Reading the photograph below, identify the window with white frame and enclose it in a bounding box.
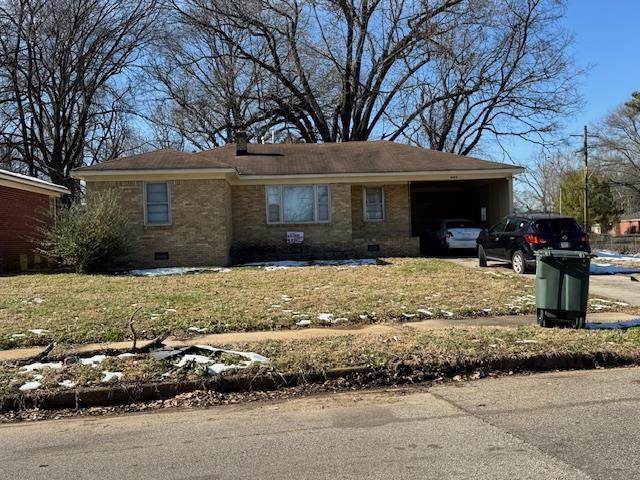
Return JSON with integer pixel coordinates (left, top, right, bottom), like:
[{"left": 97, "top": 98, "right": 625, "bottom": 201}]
[
  {"left": 266, "top": 185, "right": 330, "bottom": 224},
  {"left": 363, "top": 186, "right": 384, "bottom": 221},
  {"left": 145, "top": 182, "right": 171, "bottom": 225}
]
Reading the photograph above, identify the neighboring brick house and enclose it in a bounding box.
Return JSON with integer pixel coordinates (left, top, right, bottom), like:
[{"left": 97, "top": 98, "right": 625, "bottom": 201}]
[
  {"left": 0, "top": 169, "right": 70, "bottom": 272},
  {"left": 606, "top": 213, "right": 640, "bottom": 236},
  {"left": 72, "top": 139, "right": 523, "bottom": 267}
]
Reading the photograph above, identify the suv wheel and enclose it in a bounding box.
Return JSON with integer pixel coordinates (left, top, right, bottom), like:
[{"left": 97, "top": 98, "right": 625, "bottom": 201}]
[
  {"left": 478, "top": 245, "right": 487, "bottom": 267},
  {"left": 512, "top": 250, "right": 527, "bottom": 275}
]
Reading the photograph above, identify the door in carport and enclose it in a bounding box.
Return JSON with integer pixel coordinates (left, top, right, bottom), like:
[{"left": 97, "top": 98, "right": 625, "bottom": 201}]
[{"left": 483, "top": 218, "right": 507, "bottom": 258}]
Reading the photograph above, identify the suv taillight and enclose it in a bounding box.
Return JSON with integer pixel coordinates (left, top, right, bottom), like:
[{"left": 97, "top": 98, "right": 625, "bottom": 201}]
[
  {"left": 580, "top": 233, "right": 589, "bottom": 243},
  {"left": 524, "top": 234, "right": 548, "bottom": 245}
]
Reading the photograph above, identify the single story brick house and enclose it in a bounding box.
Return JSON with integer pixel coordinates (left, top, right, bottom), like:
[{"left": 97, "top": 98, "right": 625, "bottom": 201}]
[
  {"left": 72, "top": 139, "right": 523, "bottom": 267},
  {"left": 0, "top": 169, "right": 70, "bottom": 272}
]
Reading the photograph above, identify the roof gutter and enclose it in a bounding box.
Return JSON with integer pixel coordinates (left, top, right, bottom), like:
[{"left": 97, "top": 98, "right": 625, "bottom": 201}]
[
  {"left": 0, "top": 171, "right": 70, "bottom": 196},
  {"left": 71, "top": 166, "right": 524, "bottom": 184}
]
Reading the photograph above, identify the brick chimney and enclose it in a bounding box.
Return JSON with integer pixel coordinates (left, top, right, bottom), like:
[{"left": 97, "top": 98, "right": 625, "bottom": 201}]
[{"left": 236, "top": 130, "right": 247, "bottom": 155}]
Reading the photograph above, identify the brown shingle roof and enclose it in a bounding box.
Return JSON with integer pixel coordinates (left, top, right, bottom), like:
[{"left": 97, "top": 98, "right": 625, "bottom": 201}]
[
  {"left": 74, "top": 141, "right": 521, "bottom": 176},
  {"left": 73, "top": 148, "right": 231, "bottom": 172}
]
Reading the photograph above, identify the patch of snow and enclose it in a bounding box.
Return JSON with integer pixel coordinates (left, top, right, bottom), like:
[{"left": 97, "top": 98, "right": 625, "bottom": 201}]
[
  {"left": 117, "top": 353, "right": 136, "bottom": 359},
  {"left": 590, "top": 263, "right": 640, "bottom": 275},
  {"left": 175, "top": 354, "right": 213, "bottom": 367},
  {"left": 10, "top": 333, "right": 27, "bottom": 339},
  {"left": 32, "top": 374, "right": 44, "bottom": 381},
  {"left": 31, "top": 297, "right": 44, "bottom": 304},
  {"left": 482, "top": 308, "right": 493, "bottom": 313},
  {"left": 188, "top": 326, "right": 207, "bottom": 334},
  {"left": 206, "top": 363, "right": 238, "bottom": 375},
  {"left": 402, "top": 313, "right": 417, "bottom": 319},
  {"left": 296, "top": 319, "right": 311, "bottom": 327},
  {"left": 242, "top": 258, "right": 378, "bottom": 270},
  {"left": 79, "top": 355, "right": 108, "bottom": 367},
  {"left": 21, "top": 361, "right": 62, "bottom": 372},
  {"left": 19, "top": 381, "right": 42, "bottom": 392},
  {"left": 101, "top": 371, "right": 124, "bottom": 383},
  {"left": 317, "top": 313, "right": 334, "bottom": 324},
  {"left": 595, "top": 250, "right": 640, "bottom": 261},
  {"left": 58, "top": 380, "right": 76, "bottom": 389},
  {"left": 417, "top": 309, "right": 433, "bottom": 316},
  {"left": 515, "top": 339, "right": 538, "bottom": 344},
  {"left": 440, "top": 310, "right": 454, "bottom": 317},
  {"left": 128, "top": 266, "right": 229, "bottom": 277},
  {"left": 28, "top": 329, "right": 49, "bottom": 336},
  {"left": 314, "top": 259, "right": 378, "bottom": 267},
  {"left": 165, "top": 308, "right": 177, "bottom": 314}
]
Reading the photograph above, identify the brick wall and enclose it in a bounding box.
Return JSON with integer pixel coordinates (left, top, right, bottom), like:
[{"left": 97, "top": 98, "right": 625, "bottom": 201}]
[
  {"left": 0, "top": 185, "right": 52, "bottom": 271},
  {"left": 350, "top": 183, "right": 418, "bottom": 257},
  {"left": 230, "top": 182, "right": 418, "bottom": 262},
  {"left": 89, "top": 179, "right": 420, "bottom": 266},
  {"left": 230, "top": 183, "right": 354, "bottom": 262},
  {"left": 89, "top": 179, "right": 232, "bottom": 268}
]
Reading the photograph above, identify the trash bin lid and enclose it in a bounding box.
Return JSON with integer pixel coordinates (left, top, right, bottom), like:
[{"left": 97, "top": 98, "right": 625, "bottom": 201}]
[{"left": 534, "top": 249, "right": 593, "bottom": 259}]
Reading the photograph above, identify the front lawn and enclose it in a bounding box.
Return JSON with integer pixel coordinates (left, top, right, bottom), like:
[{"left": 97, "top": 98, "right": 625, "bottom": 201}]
[{"left": 0, "top": 257, "right": 616, "bottom": 348}]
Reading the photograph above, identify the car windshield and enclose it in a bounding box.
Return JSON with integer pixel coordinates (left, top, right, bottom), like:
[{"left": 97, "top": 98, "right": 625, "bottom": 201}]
[
  {"left": 533, "top": 218, "right": 581, "bottom": 234},
  {"left": 446, "top": 220, "right": 478, "bottom": 229}
]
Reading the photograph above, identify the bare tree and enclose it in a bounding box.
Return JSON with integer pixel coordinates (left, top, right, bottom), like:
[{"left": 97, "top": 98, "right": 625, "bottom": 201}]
[
  {"left": 146, "top": 6, "right": 269, "bottom": 149},
  {"left": 593, "top": 92, "right": 640, "bottom": 213},
  {"left": 515, "top": 149, "right": 579, "bottom": 213},
  {"left": 401, "top": 0, "right": 581, "bottom": 154},
  {"left": 165, "top": 0, "right": 578, "bottom": 150},
  {"left": 0, "top": 0, "right": 162, "bottom": 197},
  {"left": 170, "top": 0, "right": 474, "bottom": 143}
]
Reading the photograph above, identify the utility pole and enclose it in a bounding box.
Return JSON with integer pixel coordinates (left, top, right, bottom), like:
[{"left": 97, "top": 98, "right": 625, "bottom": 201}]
[{"left": 583, "top": 125, "right": 589, "bottom": 231}]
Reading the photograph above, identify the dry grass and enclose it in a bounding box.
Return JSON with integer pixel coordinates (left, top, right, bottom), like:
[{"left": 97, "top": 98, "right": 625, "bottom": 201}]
[{"left": 0, "top": 257, "right": 618, "bottom": 349}]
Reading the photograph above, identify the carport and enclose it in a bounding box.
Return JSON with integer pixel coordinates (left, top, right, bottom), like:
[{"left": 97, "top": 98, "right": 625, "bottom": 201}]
[{"left": 411, "top": 177, "right": 513, "bottom": 254}]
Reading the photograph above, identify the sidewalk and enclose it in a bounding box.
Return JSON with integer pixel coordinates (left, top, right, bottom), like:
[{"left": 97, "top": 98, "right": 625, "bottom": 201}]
[{"left": 1, "top": 312, "right": 637, "bottom": 363}]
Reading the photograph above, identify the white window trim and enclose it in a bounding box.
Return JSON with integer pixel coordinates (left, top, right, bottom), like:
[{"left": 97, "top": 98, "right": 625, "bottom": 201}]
[
  {"left": 265, "top": 184, "right": 331, "bottom": 225},
  {"left": 363, "top": 186, "right": 385, "bottom": 222},
  {"left": 144, "top": 181, "right": 172, "bottom": 226}
]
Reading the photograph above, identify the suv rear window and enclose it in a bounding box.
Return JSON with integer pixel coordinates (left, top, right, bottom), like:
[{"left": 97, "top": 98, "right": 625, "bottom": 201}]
[
  {"left": 446, "top": 220, "right": 478, "bottom": 229},
  {"left": 533, "top": 218, "right": 581, "bottom": 234}
]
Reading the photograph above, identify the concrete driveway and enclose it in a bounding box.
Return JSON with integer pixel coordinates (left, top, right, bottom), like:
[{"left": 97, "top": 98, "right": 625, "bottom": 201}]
[{"left": 445, "top": 256, "right": 640, "bottom": 307}]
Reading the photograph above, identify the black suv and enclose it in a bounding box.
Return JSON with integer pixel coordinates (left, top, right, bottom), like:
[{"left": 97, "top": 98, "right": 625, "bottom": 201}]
[{"left": 476, "top": 214, "right": 590, "bottom": 274}]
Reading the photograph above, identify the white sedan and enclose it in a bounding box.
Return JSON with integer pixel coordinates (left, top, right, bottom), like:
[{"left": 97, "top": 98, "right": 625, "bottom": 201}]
[{"left": 428, "top": 218, "right": 483, "bottom": 251}]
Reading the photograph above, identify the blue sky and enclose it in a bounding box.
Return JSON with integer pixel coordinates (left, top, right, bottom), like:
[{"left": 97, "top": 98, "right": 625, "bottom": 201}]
[{"left": 509, "top": 0, "right": 640, "bottom": 163}]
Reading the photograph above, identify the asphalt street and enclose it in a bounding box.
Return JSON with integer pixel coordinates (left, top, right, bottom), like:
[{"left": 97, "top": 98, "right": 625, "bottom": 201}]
[{"left": 2, "top": 367, "right": 640, "bottom": 479}]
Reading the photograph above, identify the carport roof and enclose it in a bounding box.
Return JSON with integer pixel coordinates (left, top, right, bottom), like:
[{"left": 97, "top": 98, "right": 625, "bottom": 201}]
[{"left": 73, "top": 141, "right": 523, "bottom": 177}]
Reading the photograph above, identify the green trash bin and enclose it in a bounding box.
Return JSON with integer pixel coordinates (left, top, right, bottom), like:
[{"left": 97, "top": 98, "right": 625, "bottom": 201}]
[{"left": 535, "top": 249, "right": 592, "bottom": 328}]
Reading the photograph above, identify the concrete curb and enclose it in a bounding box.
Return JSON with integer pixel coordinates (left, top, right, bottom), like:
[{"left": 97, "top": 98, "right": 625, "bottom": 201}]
[{"left": 2, "top": 351, "right": 639, "bottom": 413}]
